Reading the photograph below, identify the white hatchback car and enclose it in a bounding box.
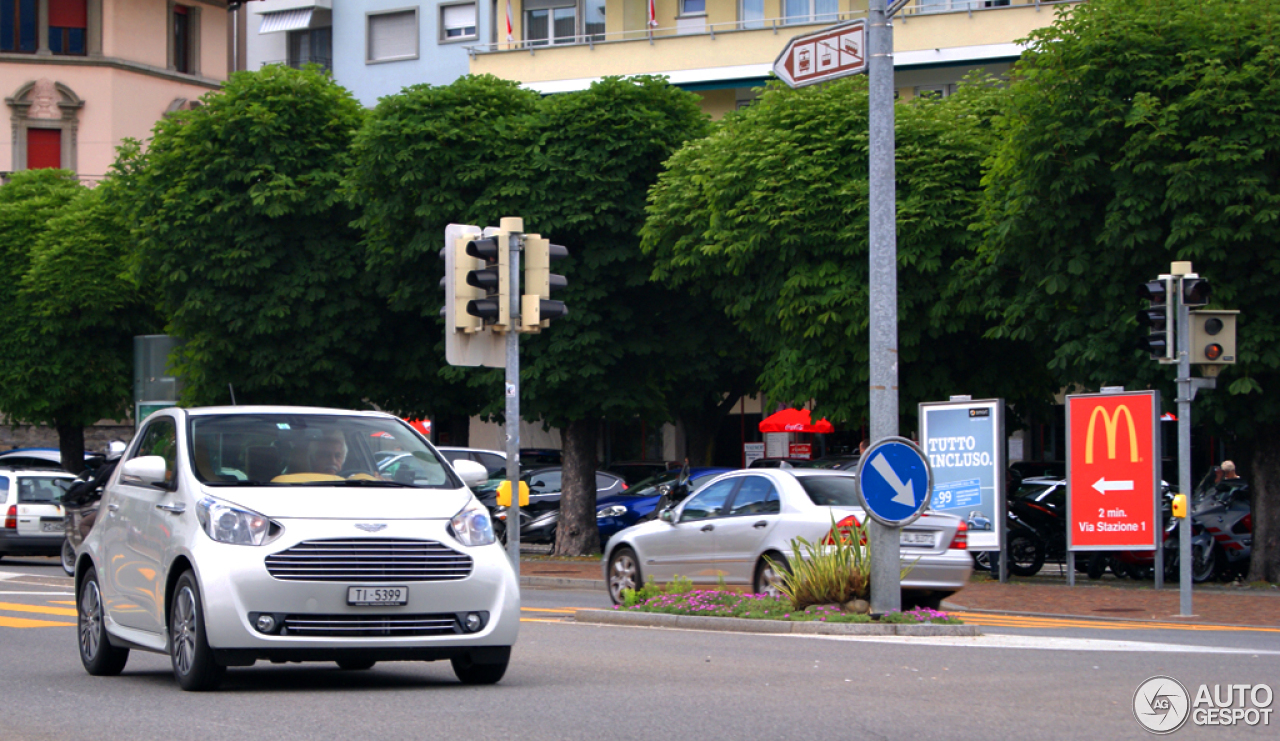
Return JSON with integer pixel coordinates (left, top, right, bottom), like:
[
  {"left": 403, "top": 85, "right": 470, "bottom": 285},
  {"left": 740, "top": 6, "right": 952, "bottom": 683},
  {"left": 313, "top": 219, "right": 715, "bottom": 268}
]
[
  {"left": 75, "top": 406, "right": 518, "bottom": 691},
  {"left": 602, "top": 469, "right": 973, "bottom": 608},
  {"left": 0, "top": 467, "right": 75, "bottom": 559}
]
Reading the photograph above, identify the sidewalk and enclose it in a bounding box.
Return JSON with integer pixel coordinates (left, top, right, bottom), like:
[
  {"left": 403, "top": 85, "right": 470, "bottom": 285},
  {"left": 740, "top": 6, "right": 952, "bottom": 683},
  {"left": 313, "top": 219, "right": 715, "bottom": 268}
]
[{"left": 518, "top": 557, "right": 1280, "bottom": 628}]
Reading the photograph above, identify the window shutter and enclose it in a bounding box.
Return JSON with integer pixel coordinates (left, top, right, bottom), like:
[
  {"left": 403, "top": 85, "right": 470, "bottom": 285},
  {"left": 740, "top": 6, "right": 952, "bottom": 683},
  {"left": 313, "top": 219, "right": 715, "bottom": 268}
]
[
  {"left": 49, "top": 0, "right": 87, "bottom": 28},
  {"left": 442, "top": 4, "right": 475, "bottom": 30},
  {"left": 27, "top": 129, "right": 62, "bottom": 170},
  {"left": 368, "top": 11, "right": 417, "bottom": 60}
]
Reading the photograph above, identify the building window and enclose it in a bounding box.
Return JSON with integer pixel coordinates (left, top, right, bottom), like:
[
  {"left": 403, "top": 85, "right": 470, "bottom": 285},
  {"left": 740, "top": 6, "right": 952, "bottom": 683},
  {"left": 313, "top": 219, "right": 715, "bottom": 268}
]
[
  {"left": 439, "top": 2, "right": 477, "bottom": 42},
  {"left": 48, "top": 0, "right": 87, "bottom": 55},
  {"left": 27, "top": 129, "right": 62, "bottom": 169},
  {"left": 172, "top": 5, "right": 191, "bottom": 73},
  {"left": 681, "top": 0, "right": 705, "bottom": 14},
  {"left": 782, "top": 0, "right": 838, "bottom": 25},
  {"left": 1, "top": 0, "right": 38, "bottom": 53},
  {"left": 583, "top": 0, "right": 604, "bottom": 40},
  {"left": 525, "top": 2, "right": 574, "bottom": 46},
  {"left": 288, "top": 26, "right": 332, "bottom": 69},
  {"left": 367, "top": 9, "right": 418, "bottom": 62},
  {"left": 7, "top": 79, "right": 83, "bottom": 174},
  {"left": 739, "top": 0, "right": 763, "bottom": 29}
]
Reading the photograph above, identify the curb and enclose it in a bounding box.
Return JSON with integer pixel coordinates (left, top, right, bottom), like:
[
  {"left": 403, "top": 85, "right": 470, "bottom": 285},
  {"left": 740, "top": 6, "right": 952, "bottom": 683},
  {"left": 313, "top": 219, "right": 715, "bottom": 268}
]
[{"left": 573, "top": 609, "right": 982, "bottom": 637}]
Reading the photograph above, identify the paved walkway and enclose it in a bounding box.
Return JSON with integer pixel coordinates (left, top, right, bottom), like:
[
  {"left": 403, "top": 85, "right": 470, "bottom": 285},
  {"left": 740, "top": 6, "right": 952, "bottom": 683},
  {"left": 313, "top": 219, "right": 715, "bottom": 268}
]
[{"left": 518, "top": 558, "right": 1280, "bottom": 628}]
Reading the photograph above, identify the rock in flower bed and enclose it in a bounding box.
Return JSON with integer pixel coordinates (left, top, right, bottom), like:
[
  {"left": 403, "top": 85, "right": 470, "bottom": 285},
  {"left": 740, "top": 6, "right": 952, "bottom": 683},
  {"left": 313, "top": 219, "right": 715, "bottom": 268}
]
[{"left": 616, "top": 587, "right": 962, "bottom": 625}]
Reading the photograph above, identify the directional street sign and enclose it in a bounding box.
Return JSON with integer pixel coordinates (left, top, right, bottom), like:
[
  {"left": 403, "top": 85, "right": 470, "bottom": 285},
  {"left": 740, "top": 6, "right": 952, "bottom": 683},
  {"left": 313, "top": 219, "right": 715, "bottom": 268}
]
[
  {"left": 855, "top": 437, "right": 933, "bottom": 526},
  {"left": 1066, "top": 390, "right": 1160, "bottom": 551},
  {"left": 772, "top": 19, "right": 867, "bottom": 89}
]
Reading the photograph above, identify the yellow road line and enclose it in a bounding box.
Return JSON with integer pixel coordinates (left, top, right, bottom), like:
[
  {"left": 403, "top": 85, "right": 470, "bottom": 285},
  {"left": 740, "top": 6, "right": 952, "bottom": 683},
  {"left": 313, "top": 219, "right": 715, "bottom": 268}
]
[
  {"left": 51, "top": 601, "right": 75, "bottom": 606},
  {"left": 520, "top": 617, "right": 568, "bottom": 624},
  {"left": 0, "top": 601, "right": 77, "bottom": 617},
  {"left": 0, "top": 615, "right": 75, "bottom": 628},
  {"left": 950, "top": 612, "right": 1280, "bottom": 633},
  {"left": 521, "top": 607, "right": 580, "bottom": 614}
]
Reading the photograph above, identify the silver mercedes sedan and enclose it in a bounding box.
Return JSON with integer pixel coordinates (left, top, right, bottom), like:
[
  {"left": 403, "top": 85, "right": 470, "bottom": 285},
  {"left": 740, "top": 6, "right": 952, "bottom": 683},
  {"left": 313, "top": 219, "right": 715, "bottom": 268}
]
[
  {"left": 602, "top": 468, "right": 972, "bottom": 608},
  {"left": 74, "top": 406, "right": 518, "bottom": 691}
]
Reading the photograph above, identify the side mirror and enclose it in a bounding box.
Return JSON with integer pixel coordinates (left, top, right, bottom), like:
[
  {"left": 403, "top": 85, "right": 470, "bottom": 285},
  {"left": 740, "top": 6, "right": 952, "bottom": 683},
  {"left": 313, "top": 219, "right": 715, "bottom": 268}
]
[
  {"left": 120, "top": 456, "right": 170, "bottom": 490},
  {"left": 659, "top": 509, "right": 675, "bottom": 524},
  {"left": 452, "top": 459, "right": 489, "bottom": 489}
]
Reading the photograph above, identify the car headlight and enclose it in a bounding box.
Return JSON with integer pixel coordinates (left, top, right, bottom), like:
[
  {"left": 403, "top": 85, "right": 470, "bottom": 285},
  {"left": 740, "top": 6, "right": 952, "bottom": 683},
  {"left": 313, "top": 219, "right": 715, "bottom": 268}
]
[
  {"left": 451, "top": 500, "right": 496, "bottom": 547},
  {"left": 597, "top": 505, "right": 627, "bottom": 519},
  {"left": 196, "top": 496, "right": 280, "bottom": 546}
]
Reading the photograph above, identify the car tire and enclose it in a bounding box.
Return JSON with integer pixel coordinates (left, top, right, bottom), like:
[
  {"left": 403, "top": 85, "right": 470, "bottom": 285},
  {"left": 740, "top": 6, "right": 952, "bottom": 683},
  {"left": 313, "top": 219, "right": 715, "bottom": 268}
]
[
  {"left": 607, "top": 547, "right": 641, "bottom": 605},
  {"left": 971, "top": 551, "right": 991, "bottom": 572},
  {"left": 1005, "top": 533, "right": 1045, "bottom": 577},
  {"left": 1086, "top": 553, "right": 1108, "bottom": 580},
  {"left": 903, "top": 591, "right": 946, "bottom": 611},
  {"left": 335, "top": 659, "right": 377, "bottom": 671},
  {"left": 61, "top": 538, "right": 77, "bottom": 576},
  {"left": 78, "top": 567, "right": 129, "bottom": 676},
  {"left": 169, "top": 570, "right": 225, "bottom": 692},
  {"left": 451, "top": 648, "right": 510, "bottom": 685},
  {"left": 753, "top": 552, "right": 789, "bottom": 598}
]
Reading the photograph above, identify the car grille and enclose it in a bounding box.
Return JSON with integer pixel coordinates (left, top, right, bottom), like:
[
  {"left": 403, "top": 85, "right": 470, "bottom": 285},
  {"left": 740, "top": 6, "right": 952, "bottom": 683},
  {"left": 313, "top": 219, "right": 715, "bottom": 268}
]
[
  {"left": 264, "top": 538, "right": 473, "bottom": 582},
  {"left": 282, "top": 613, "right": 460, "bottom": 637}
]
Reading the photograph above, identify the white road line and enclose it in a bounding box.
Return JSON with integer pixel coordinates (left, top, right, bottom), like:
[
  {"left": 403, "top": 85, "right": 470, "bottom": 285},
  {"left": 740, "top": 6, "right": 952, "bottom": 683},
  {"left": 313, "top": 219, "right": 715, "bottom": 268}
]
[
  {"left": 792, "top": 633, "right": 1280, "bottom": 655},
  {"left": 0, "top": 591, "right": 76, "bottom": 596}
]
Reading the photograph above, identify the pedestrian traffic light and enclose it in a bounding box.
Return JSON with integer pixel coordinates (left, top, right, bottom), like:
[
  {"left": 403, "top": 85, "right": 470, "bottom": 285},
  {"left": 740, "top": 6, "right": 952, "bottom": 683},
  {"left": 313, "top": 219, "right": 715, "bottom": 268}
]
[
  {"left": 465, "top": 233, "right": 510, "bottom": 329},
  {"left": 441, "top": 224, "right": 505, "bottom": 368},
  {"left": 1137, "top": 278, "right": 1173, "bottom": 362},
  {"left": 1188, "top": 310, "right": 1238, "bottom": 365},
  {"left": 1181, "top": 277, "right": 1212, "bottom": 307},
  {"left": 520, "top": 235, "right": 569, "bottom": 332}
]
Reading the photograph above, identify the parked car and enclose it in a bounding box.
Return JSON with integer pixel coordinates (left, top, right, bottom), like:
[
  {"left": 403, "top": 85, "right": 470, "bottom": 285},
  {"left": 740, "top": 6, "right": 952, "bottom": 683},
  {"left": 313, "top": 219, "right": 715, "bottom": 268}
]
[
  {"left": 75, "top": 406, "right": 517, "bottom": 691},
  {"left": 0, "top": 467, "right": 75, "bottom": 561},
  {"left": 518, "top": 448, "right": 562, "bottom": 467},
  {"left": 596, "top": 467, "right": 733, "bottom": 544},
  {"left": 437, "top": 447, "right": 508, "bottom": 478},
  {"left": 0, "top": 447, "right": 95, "bottom": 471},
  {"left": 601, "top": 469, "right": 972, "bottom": 609},
  {"left": 476, "top": 467, "right": 627, "bottom": 544},
  {"left": 747, "top": 457, "right": 828, "bottom": 469},
  {"left": 605, "top": 460, "right": 676, "bottom": 486}
]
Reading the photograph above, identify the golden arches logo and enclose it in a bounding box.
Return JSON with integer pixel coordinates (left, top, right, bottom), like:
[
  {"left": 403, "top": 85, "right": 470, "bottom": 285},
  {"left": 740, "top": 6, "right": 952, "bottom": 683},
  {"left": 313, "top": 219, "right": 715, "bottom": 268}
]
[{"left": 1085, "top": 405, "right": 1139, "bottom": 464}]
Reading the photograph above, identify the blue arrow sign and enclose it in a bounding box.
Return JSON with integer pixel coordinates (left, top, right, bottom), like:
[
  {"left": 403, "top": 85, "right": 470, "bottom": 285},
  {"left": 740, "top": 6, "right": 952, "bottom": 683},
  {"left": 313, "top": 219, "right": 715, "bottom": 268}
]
[{"left": 856, "top": 438, "right": 933, "bottom": 526}]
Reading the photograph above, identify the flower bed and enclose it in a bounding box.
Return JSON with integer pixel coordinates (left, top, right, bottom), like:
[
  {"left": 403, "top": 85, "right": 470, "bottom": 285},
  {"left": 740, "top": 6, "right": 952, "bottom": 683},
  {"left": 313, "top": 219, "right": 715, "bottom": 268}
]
[{"left": 616, "top": 586, "right": 961, "bottom": 625}]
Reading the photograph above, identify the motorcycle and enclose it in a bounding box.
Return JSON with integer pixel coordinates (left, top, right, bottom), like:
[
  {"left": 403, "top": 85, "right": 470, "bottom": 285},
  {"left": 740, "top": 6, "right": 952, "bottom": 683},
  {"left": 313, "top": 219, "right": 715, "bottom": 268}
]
[
  {"left": 1193, "top": 474, "right": 1252, "bottom": 582},
  {"left": 57, "top": 441, "right": 126, "bottom": 576}
]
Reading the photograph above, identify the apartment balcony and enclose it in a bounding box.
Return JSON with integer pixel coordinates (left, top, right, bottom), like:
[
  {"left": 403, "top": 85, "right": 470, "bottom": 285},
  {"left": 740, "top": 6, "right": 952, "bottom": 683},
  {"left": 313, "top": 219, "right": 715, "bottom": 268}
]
[{"left": 468, "top": 0, "right": 1077, "bottom": 92}]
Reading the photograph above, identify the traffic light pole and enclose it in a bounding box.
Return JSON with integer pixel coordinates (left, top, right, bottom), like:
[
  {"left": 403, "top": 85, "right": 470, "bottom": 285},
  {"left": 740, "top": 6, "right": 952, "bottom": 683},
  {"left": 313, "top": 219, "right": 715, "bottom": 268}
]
[
  {"left": 867, "top": 0, "right": 901, "bottom": 615},
  {"left": 1175, "top": 273, "right": 1194, "bottom": 616},
  {"left": 503, "top": 218, "right": 523, "bottom": 575}
]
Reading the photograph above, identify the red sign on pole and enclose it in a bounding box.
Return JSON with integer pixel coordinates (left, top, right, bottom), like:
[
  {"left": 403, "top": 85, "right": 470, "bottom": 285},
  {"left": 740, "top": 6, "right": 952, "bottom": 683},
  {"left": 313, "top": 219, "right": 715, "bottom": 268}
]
[
  {"left": 772, "top": 20, "right": 867, "bottom": 89},
  {"left": 1066, "top": 391, "right": 1160, "bottom": 550},
  {"left": 788, "top": 443, "right": 812, "bottom": 460}
]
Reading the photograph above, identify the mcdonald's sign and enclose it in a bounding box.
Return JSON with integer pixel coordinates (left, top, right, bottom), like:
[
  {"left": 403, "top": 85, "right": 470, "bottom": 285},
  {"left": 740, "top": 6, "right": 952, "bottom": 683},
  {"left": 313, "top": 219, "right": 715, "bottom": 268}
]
[{"left": 1066, "top": 391, "right": 1160, "bottom": 551}]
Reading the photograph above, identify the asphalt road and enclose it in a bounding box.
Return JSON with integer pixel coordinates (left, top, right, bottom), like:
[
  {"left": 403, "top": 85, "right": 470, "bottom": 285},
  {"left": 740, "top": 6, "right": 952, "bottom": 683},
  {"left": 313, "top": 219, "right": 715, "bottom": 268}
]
[{"left": 2, "top": 557, "right": 1277, "bottom": 740}]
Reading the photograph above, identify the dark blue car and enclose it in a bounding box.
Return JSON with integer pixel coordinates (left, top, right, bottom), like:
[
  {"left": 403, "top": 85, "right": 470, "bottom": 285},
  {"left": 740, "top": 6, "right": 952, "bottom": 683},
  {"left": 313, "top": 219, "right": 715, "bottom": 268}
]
[{"left": 595, "top": 467, "right": 733, "bottom": 544}]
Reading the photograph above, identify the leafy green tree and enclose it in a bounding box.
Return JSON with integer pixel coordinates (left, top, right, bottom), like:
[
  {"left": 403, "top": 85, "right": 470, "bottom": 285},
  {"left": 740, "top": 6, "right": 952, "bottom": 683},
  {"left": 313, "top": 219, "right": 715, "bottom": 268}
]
[
  {"left": 971, "top": 0, "right": 1280, "bottom": 580},
  {"left": 131, "top": 65, "right": 377, "bottom": 408},
  {"left": 642, "top": 75, "right": 1055, "bottom": 433},
  {"left": 0, "top": 171, "right": 155, "bottom": 470}
]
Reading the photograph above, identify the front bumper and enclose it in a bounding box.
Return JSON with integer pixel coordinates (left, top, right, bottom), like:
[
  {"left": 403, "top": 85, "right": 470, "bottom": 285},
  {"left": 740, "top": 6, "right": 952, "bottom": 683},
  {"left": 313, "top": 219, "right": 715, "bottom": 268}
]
[
  {"left": 188, "top": 519, "right": 520, "bottom": 659},
  {"left": 0, "top": 530, "right": 63, "bottom": 556}
]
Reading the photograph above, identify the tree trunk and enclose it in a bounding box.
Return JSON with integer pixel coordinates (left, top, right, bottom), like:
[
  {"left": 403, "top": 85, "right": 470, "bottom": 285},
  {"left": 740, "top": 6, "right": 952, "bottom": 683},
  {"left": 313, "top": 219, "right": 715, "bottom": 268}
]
[
  {"left": 553, "top": 418, "right": 600, "bottom": 556},
  {"left": 1247, "top": 424, "right": 1280, "bottom": 583},
  {"left": 57, "top": 421, "right": 86, "bottom": 475}
]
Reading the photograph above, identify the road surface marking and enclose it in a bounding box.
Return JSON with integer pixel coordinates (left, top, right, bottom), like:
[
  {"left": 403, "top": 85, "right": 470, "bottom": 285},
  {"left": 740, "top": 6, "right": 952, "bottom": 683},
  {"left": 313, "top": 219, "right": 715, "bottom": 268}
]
[
  {"left": 0, "top": 615, "right": 75, "bottom": 628},
  {"left": 0, "top": 601, "right": 77, "bottom": 617},
  {"left": 950, "top": 611, "right": 1280, "bottom": 633}
]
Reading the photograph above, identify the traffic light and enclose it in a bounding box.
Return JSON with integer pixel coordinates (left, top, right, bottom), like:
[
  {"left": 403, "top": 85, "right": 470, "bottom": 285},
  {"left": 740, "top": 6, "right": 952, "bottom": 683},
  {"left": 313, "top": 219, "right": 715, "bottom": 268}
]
[
  {"left": 1181, "top": 277, "right": 1212, "bottom": 307},
  {"left": 440, "top": 224, "right": 504, "bottom": 368},
  {"left": 520, "top": 235, "right": 569, "bottom": 332},
  {"left": 465, "top": 233, "right": 510, "bottom": 329},
  {"left": 1188, "top": 310, "right": 1238, "bottom": 365},
  {"left": 1137, "top": 278, "right": 1173, "bottom": 362}
]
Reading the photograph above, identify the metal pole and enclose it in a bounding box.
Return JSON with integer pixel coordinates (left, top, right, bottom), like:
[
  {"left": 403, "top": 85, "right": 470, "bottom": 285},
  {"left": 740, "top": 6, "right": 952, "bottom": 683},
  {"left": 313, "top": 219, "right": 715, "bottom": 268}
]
[
  {"left": 1176, "top": 273, "right": 1193, "bottom": 616},
  {"left": 503, "top": 218, "right": 523, "bottom": 576},
  {"left": 868, "top": 0, "right": 900, "bottom": 615}
]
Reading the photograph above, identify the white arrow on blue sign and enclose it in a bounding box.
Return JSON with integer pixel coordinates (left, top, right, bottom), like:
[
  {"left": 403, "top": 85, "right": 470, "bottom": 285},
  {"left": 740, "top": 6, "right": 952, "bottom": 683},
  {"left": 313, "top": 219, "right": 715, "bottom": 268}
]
[{"left": 855, "top": 437, "right": 933, "bottom": 526}]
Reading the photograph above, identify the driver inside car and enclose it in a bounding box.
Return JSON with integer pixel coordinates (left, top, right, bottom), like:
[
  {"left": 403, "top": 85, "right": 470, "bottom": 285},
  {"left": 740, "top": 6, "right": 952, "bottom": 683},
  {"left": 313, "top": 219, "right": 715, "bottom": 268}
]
[{"left": 310, "top": 432, "right": 348, "bottom": 476}]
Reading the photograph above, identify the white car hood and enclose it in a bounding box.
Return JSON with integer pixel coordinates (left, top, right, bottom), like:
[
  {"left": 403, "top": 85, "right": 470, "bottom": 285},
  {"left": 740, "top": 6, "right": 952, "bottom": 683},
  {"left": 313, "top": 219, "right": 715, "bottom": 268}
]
[{"left": 201, "top": 486, "right": 474, "bottom": 520}]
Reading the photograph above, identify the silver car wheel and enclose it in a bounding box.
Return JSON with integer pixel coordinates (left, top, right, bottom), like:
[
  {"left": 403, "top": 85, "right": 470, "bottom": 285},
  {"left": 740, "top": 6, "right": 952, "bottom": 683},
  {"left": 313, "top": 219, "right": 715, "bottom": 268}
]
[
  {"left": 79, "top": 579, "right": 102, "bottom": 660},
  {"left": 757, "top": 562, "right": 784, "bottom": 599},
  {"left": 172, "top": 585, "right": 197, "bottom": 676},
  {"left": 608, "top": 550, "right": 638, "bottom": 604},
  {"left": 61, "top": 538, "right": 76, "bottom": 576}
]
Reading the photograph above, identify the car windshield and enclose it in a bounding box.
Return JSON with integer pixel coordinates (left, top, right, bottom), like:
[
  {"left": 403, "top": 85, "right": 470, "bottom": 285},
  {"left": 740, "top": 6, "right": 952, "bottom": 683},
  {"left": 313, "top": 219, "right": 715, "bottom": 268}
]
[
  {"left": 796, "top": 476, "right": 861, "bottom": 506},
  {"left": 17, "top": 476, "right": 69, "bottom": 503},
  {"left": 617, "top": 470, "right": 681, "bottom": 497},
  {"left": 189, "top": 413, "right": 458, "bottom": 488}
]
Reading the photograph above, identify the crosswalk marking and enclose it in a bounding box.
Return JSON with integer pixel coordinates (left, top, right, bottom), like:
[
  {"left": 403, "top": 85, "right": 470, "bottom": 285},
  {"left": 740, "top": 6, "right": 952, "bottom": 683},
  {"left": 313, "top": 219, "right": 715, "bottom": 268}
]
[{"left": 0, "top": 601, "right": 77, "bottom": 617}]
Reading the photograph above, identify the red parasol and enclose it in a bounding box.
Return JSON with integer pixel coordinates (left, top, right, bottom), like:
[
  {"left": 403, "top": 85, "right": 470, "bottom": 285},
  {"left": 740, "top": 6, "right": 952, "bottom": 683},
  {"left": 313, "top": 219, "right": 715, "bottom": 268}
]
[{"left": 758, "top": 408, "right": 835, "bottom": 434}]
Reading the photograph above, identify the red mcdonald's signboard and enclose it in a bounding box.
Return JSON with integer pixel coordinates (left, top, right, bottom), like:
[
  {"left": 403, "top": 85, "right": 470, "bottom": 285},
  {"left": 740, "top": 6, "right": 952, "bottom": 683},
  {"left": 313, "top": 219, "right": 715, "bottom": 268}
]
[{"left": 1066, "top": 390, "right": 1160, "bottom": 551}]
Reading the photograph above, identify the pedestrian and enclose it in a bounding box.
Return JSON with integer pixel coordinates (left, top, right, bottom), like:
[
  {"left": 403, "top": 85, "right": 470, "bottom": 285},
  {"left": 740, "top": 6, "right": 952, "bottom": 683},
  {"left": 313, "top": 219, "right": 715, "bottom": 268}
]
[{"left": 1220, "top": 460, "right": 1240, "bottom": 480}]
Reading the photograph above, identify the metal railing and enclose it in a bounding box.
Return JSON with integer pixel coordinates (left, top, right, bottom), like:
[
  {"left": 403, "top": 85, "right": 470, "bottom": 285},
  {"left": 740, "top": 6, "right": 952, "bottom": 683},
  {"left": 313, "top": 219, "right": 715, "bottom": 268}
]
[{"left": 468, "top": 0, "right": 1070, "bottom": 55}]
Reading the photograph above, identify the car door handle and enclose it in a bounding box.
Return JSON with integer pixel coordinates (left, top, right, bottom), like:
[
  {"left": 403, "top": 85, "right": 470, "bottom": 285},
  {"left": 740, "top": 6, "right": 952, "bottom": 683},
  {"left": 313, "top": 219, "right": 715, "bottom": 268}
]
[
  {"left": 753, "top": 520, "right": 768, "bottom": 529},
  {"left": 107, "top": 502, "right": 120, "bottom": 512},
  {"left": 701, "top": 524, "right": 715, "bottom": 532},
  {"left": 155, "top": 503, "right": 186, "bottom": 515}
]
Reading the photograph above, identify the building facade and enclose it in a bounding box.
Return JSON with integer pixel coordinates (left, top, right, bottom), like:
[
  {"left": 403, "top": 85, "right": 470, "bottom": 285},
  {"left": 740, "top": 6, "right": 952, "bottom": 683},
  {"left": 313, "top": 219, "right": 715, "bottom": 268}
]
[{"left": 1, "top": 0, "right": 228, "bottom": 181}]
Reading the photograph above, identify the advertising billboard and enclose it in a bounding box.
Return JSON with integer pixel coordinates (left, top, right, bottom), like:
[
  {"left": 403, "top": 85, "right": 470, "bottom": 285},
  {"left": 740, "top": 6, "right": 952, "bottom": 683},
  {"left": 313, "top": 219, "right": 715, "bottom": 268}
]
[
  {"left": 1066, "top": 391, "right": 1160, "bottom": 551},
  {"left": 918, "top": 399, "right": 1005, "bottom": 550}
]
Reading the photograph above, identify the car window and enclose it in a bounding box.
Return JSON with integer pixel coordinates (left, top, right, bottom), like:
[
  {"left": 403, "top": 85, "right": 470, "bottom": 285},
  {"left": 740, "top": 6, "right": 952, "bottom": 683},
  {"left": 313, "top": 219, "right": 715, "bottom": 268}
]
[
  {"left": 17, "top": 476, "right": 67, "bottom": 504},
  {"left": 728, "top": 476, "right": 780, "bottom": 516},
  {"left": 679, "top": 479, "right": 736, "bottom": 521},
  {"left": 0, "top": 475, "right": 8, "bottom": 503},
  {"left": 529, "top": 470, "right": 561, "bottom": 493},
  {"left": 796, "top": 476, "right": 861, "bottom": 506},
  {"left": 475, "top": 453, "right": 506, "bottom": 476},
  {"left": 133, "top": 417, "right": 178, "bottom": 485},
  {"left": 595, "top": 473, "right": 619, "bottom": 489},
  {"left": 440, "top": 450, "right": 468, "bottom": 463}
]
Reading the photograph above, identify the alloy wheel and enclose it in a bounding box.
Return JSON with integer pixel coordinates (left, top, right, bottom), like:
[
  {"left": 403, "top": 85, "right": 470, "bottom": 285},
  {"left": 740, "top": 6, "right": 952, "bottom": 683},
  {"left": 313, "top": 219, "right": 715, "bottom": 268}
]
[
  {"left": 172, "top": 586, "right": 197, "bottom": 676},
  {"left": 608, "top": 551, "right": 638, "bottom": 603},
  {"left": 79, "top": 579, "right": 102, "bottom": 660}
]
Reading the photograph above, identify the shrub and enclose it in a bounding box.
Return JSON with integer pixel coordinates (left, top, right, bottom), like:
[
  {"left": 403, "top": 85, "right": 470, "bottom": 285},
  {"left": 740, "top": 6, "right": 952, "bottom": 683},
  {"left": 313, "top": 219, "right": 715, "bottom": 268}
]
[{"left": 772, "top": 514, "right": 871, "bottom": 610}]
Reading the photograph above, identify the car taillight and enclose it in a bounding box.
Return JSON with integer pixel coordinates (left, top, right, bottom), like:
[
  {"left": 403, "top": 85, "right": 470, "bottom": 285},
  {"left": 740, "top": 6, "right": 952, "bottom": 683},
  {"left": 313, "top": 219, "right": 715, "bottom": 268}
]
[
  {"left": 822, "top": 515, "right": 865, "bottom": 546},
  {"left": 1026, "top": 503, "right": 1054, "bottom": 516},
  {"left": 949, "top": 520, "right": 968, "bottom": 549},
  {"left": 621, "top": 482, "right": 628, "bottom": 490},
  {"left": 4, "top": 505, "right": 15, "bottom": 530}
]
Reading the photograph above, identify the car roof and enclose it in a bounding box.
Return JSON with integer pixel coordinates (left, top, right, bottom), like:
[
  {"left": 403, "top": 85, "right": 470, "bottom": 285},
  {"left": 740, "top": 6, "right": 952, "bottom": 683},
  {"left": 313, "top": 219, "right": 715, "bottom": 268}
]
[
  {"left": 0, "top": 468, "right": 74, "bottom": 477},
  {"left": 181, "top": 405, "right": 398, "bottom": 418},
  {"left": 438, "top": 447, "right": 506, "bottom": 456}
]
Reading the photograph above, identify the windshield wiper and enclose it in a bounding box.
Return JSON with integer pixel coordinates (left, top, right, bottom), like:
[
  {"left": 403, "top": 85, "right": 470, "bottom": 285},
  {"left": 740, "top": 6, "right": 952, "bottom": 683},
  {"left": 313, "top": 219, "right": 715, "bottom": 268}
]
[{"left": 313, "top": 479, "right": 418, "bottom": 488}]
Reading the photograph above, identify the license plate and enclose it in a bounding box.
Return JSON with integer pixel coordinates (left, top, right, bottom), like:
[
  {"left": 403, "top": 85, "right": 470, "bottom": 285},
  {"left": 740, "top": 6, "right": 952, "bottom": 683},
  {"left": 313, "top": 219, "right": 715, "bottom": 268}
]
[
  {"left": 41, "top": 520, "right": 64, "bottom": 533},
  {"left": 347, "top": 586, "right": 408, "bottom": 606},
  {"left": 900, "top": 531, "right": 934, "bottom": 547}
]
